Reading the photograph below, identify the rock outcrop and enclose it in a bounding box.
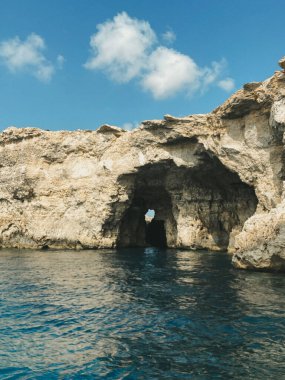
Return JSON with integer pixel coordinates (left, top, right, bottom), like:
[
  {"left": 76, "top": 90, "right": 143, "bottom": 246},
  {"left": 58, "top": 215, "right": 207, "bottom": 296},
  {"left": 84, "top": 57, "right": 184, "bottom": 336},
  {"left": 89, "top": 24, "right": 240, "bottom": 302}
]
[{"left": 0, "top": 62, "right": 285, "bottom": 271}]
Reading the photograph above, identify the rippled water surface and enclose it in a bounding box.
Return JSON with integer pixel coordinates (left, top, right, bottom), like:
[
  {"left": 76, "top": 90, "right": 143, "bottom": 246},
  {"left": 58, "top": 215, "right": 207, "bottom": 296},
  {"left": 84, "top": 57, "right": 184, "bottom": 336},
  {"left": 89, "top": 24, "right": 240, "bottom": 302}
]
[{"left": 0, "top": 248, "right": 284, "bottom": 379}]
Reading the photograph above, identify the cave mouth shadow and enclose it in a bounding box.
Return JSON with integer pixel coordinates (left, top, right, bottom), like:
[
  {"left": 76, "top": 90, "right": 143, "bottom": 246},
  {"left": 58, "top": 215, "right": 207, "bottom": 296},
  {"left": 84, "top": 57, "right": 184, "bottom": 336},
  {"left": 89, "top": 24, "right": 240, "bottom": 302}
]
[
  {"left": 144, "top": 209, "right": 167, "bottom": 248},
  {"left": 117, "top": 186, "right": 176, "bottom": 249},
  {"left": 146, "top": 219, "right": 167, "bottom": 248},
  {"left": 115, "top": 153, "right": 258, "bottom": 251}
]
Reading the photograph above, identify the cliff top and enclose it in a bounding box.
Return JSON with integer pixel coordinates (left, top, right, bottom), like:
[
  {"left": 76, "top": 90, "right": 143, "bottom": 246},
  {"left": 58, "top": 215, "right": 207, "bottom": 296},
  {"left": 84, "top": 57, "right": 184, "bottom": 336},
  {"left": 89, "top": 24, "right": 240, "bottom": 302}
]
[{"left": 1, "top": 61, "right": 285, "bottom": 143}]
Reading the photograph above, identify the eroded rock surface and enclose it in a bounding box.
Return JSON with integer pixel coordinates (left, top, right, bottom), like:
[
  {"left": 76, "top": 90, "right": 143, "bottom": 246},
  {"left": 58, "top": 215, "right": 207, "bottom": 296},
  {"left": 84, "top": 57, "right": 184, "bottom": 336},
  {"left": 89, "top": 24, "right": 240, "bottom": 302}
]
[{"left": 1, "top": 66, "right": 285, "bottom": 271}]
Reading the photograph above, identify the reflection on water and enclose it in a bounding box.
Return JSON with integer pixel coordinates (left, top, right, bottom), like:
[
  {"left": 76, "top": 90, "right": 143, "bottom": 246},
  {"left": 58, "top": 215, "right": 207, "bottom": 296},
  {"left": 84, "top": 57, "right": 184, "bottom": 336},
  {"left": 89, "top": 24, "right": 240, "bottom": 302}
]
[{"left": 0, "top": 248, "right": 284, "bottom": 379}]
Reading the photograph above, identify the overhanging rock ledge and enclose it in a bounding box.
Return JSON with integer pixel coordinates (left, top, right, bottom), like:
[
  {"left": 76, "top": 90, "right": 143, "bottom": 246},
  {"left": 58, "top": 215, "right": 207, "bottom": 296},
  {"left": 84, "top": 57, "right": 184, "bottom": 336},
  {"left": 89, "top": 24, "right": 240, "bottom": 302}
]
[{"left": 1, "top": 64, "right": 285, "bottom": 271}]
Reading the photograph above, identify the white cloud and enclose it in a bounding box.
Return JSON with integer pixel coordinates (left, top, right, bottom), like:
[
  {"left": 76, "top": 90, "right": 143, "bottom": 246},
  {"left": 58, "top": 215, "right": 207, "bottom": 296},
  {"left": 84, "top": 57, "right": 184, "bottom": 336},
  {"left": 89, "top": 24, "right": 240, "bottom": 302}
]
[
  {"left": 202, "top": 59, "right": 227, "bottom": 88},
  {"left": 84, "top": 12, "right": 156, "bottom": 83},
  {"left": 218, "top": 77, "right": 235, "bottom": 92},
  {"left": 162, "top": 29, "right": 176, "bottom": 44},
  {"left": 85, "top": 12, "right": 235, "bottom": 99},
  {"left": 0, "top": 33, "right": 59, "bottom": 82},
  {"left": 142, "top": 47, "right": 201, "bottom": 99},
  {"left": 122, "top": 122, "right": 139, "bottom": 131}
]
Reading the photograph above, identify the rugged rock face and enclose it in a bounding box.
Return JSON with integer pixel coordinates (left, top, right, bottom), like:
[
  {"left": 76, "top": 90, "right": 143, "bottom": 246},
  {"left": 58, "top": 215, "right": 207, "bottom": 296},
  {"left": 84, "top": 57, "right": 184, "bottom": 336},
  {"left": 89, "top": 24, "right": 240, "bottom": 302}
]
[{"left": 0, "top": 65, "right": 285, "bottom": 271}]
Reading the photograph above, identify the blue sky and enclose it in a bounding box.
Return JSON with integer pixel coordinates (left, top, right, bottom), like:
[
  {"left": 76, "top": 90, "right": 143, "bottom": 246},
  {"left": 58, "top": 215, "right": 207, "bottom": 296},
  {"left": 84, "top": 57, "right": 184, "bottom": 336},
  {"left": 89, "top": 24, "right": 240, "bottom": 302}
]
[{"left": 0, "top": 0, "right": 284, "bottom": 131}]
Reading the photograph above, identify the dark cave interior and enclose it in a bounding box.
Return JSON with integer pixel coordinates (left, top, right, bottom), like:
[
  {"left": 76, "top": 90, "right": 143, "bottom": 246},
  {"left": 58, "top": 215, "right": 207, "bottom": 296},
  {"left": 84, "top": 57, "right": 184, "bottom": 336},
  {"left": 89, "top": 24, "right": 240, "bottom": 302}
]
[{"left": 115, "top": 151, "right": 258, "bottom": 250}]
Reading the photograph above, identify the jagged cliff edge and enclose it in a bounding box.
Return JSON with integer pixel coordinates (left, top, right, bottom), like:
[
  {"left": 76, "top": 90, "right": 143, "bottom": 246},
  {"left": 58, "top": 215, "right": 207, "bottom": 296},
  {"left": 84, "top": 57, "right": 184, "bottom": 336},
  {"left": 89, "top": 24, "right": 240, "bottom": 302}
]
[{"left": 1, "top": 59, "right": 285, "bottom": 271}]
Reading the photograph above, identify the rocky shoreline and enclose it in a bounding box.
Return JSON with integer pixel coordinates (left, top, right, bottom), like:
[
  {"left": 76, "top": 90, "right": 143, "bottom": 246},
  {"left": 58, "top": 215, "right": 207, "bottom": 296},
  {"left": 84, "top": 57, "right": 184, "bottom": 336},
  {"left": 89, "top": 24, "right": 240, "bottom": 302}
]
[{"left": 0, "top": 59, "right": 285, "bottom": 271}]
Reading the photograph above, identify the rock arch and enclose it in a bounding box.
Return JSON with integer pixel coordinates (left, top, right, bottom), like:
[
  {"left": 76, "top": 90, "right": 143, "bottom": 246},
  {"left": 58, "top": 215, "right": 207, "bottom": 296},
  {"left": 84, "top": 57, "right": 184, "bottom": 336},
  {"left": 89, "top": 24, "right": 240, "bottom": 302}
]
[{"left": 114, "top": 150, "right": 258, "bottom": 251}]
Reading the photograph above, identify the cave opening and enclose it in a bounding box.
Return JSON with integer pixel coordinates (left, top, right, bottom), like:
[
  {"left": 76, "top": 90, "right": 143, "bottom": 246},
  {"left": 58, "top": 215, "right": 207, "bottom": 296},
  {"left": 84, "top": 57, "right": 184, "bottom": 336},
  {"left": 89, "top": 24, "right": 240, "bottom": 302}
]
[
  {"left": 114, "top": 150, "right": 258, "bottom": 251},
  {"left": 117, "top": 185, "right": 175, "bottom": 249},
  {"left": 116, "top": 162, "right": 177, "bottom": 248},
  {"left": 146, "top": 219, "right": 167, "bottom": 247},
  {"left": 145, "top": 209, "right": 155, "bottom": 222},
  {"left": 144, "top": 209, "right": 167, "bottom": 248}
]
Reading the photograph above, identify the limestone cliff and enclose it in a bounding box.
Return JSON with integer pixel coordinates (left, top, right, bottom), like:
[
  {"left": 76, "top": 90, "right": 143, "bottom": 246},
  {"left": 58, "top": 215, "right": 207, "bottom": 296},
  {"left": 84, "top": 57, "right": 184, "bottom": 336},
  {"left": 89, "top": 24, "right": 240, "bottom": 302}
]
[{"left": 1, "top": 62, "right": 285, "bottom": 271}]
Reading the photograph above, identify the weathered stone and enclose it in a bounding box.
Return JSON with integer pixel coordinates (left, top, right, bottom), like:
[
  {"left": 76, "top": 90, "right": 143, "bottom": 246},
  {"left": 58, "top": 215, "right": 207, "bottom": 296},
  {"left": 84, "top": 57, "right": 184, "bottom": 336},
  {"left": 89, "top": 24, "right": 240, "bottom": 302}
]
[
  {"left": 278, "top": 56, "right": 285, "bottom": 70},
  {"left": 0, "top": 67, "right": 285, "bottom": 271},
  {"left": 243, "top": 82, "right": 262, "bottom": 91},
  {"left": 97, "top": 124, "right": 126, "bottom": 137}
]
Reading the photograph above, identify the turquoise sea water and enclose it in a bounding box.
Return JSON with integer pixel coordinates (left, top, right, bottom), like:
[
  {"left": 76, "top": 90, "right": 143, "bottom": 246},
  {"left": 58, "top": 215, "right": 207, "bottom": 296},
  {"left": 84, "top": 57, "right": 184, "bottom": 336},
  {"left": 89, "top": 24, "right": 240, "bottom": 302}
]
[{"left": 0, "top": 248, "right": 284, "bottom": 379}]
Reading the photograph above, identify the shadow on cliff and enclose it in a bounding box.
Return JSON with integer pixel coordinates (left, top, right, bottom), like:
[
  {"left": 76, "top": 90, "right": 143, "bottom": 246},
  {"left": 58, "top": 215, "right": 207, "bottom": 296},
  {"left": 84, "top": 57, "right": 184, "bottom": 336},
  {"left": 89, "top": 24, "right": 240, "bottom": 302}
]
[{"left": 103, "top": 143, "right": 258, "bottom": 252}]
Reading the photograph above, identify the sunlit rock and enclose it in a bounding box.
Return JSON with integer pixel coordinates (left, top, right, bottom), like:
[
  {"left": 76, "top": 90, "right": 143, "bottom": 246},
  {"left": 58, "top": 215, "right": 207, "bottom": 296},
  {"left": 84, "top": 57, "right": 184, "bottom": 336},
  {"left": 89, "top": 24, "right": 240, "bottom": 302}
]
[{"left": 0, "top": 59, "right": 285, "bottom": 271}]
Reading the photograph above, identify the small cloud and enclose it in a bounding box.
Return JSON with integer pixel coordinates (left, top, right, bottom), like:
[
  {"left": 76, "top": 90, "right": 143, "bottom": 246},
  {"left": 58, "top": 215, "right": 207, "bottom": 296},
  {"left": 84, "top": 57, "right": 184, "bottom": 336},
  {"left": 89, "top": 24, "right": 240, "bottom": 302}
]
[
  {"left": 218, "top": 77, "right": 235, "bottom": 92},
  {"left": 56, "top": 54, "right": 65, "bottom": 69},
  {"left": 162, "top": 29, "right": 176, "bottom": 44},
  {"left": 122, "top": 122, "right": 139, "bottom": 131},
  {"left": 141, "top": 47, "right": 201, "bottom": 99},
  {"left": 142, "top": 52, "right": 231, "bottom": 98},
  {"left": 84, "top": 12, "right": 156, "bottom": 83},
  {"left": 85, "top": 13, "right": 235, "bottom": 100},
  {"left": 202, "top": 59, "right": 227, "bottom": 88},
  {"left": 0, "top": 33, "right": 59, "bottom": 82}
]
